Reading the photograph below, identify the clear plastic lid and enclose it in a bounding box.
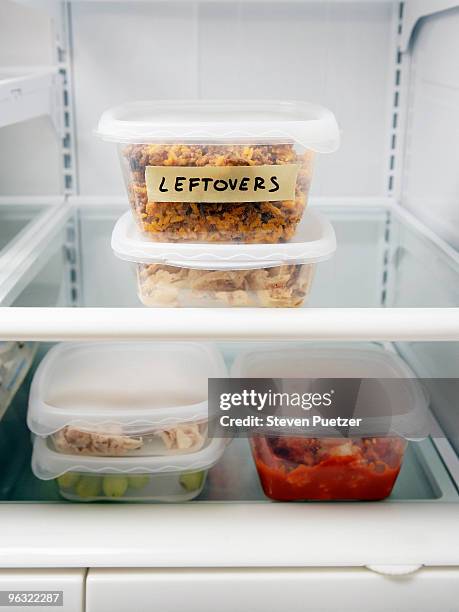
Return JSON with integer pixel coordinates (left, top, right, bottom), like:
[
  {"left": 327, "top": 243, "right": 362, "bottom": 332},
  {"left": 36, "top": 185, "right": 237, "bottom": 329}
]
[
  {"left": 32, "top": 435, "right": 228, "bottom": 480},
  {"left": 231, "top": 345, "right": 430, "bottom": 441},
  {"left": 111, "top": 209, "right": 336, "bottom": 270},
  {"left": 96, "top": 100, "right": 340, "bottom": 152},
  {"left": 27, "top": 342, "right": 227, "bottom": 436}
]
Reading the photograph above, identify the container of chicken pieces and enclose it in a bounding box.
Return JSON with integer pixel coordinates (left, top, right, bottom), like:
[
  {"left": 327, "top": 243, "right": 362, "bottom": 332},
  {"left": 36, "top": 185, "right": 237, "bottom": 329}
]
[
  {"left": 27, "top": 342, "right": 227, "bottom": 457},
  {"left": 111, "top": 207, "right": 336, "bottom": 308}
]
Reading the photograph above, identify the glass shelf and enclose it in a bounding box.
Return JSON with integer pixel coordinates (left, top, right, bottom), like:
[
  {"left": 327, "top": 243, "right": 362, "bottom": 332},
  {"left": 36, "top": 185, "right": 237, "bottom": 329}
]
[
  {"left": 3, "top": 201, "right": 458, "bottom": 310},
  {"left": 0, "top": 200, "right": 457, "bottom": 341},
  {"left": 0, "top": 202, "right": 53, "bottom": 257}
]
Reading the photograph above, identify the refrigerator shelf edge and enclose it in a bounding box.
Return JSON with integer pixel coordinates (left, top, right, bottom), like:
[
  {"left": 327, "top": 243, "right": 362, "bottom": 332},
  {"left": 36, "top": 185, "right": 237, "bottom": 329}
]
[
  {"left": 0, "top": 500, "right": 458, "bottom": 569},
  {"left": 0, "top": 306, "right": 457, "bottom": 341}
]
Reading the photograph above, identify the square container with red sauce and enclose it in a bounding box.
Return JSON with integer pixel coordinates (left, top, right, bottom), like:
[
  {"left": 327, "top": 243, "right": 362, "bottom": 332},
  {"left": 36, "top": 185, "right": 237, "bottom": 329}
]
[
  {"left": 232, "top": 345, "right": 427, "bottom": 502},
  {"left": 250, "top": 435, "right": 407, "bottom": 501}
]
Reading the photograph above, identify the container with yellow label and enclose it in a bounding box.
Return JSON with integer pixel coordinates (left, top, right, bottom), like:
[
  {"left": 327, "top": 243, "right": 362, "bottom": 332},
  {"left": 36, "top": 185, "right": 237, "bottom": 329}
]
[{"left": 97, "top": 100, "right": 340, "bottom": 243}]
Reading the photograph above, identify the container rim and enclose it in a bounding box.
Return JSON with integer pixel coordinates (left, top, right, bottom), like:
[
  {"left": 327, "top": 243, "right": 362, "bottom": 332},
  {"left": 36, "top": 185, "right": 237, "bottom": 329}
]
[
  {"left": 230, "top": 345, "right": 430, "bottom": 441},
  {"left": 111, "top": 208, "right": 337, "bottom": 270},
  {"left": 27, "top": 342, "right": 227, "bottom": 436},
  {"left": 32, "top": 436, "right": 228, "bottom": 480},
  {"left": 96, "top": 99, "right": 340, "bottom": 153}
]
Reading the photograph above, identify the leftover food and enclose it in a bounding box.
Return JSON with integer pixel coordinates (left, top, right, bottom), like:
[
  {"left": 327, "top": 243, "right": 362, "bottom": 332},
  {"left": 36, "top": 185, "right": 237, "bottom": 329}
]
[
  {"left": 52, "top": 422, "right": 207, "bottom": 457},
  {"left": 121, "top": 143, "right": 313, "bottom": 243},
  {"left": 56, "top": 473, "right": 151, "bottom": 499},
  {"left": 179, "top": 470, "right": 205, "bottom": 492},
  {"left": 137, "top": 262, "right": 314, "bottom": 308},
  {"left": 55, "top": 470, "right": 206, "bottom": 502},
  {"left": 251, "top": 436, "right": 407, "bottom": 501}
]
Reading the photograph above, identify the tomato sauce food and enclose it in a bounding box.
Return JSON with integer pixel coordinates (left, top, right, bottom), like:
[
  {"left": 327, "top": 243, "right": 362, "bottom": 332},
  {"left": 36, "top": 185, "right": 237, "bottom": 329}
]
[{"left": 250, "top": 436, "right": 407, "bottom": 501}]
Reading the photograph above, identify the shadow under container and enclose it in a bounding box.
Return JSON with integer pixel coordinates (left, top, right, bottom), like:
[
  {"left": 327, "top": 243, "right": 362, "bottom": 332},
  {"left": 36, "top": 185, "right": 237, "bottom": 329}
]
[
  {"left": 27, "top": 342, "right": 227, "bottom": 457},
  {"left": 111, "top": 208, "right": 336, "bottom": 308},
  {"left": 232, "top": 345, "right": 429, "bottom": 501},
  {"left": 97, "top": 100, "right": 340, "bottom": 243},
  {"left": 32, "top": 436, "right": 227, "bottom": 502}
]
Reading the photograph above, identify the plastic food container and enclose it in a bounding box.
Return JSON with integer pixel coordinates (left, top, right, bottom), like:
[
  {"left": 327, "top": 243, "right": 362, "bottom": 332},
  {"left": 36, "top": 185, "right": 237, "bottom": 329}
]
[
  {"left": 32, "top": 436, "right": 227, "bottom": 502},
  {"left": 232, "top": 345, "right": 427, "bottom": 501},
  {"left": 112, "top": 208, "right": 336, "bottom": 308},
  {"left": 27, "top": 342, "right": 227, "bottom": 457},
  {"left": 97, "top": 100, "right": 340, "bottom": 243}
]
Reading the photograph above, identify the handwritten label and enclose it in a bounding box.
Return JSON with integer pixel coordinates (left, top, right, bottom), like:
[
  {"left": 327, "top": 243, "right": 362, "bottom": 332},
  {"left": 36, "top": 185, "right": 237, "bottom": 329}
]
[{"left": 145, "top": 164, "right": 299, "bottom": 203}]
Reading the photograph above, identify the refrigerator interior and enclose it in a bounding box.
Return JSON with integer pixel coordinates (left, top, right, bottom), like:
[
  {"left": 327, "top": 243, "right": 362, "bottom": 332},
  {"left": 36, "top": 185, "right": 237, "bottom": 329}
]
[
  {"left": 0, "top": 0, "right": 458, "bottom": 590},
  {"left": 0, "top": 338, "right": 458, "bottom": 506}
]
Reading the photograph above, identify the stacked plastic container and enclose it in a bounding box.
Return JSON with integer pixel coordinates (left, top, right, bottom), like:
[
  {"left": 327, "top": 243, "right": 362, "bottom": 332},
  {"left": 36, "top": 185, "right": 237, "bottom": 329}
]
[
  {"left": 232, "top": 345, "right": 429, "bottom": 501},
  {"left": 29, "top": 343, "right": 228, "bottom": 502},
  {"left": 29, "top": 103, "right": 429, "bottom": 505},
  {"left": 28, "top": 102, "right": 429, "bottom": 504},
  {"left": 97, "top": 100, "right": 340, "bottom": 308},
  {"left": 29, "top": 100, "right": 343, "bottom": 503}
]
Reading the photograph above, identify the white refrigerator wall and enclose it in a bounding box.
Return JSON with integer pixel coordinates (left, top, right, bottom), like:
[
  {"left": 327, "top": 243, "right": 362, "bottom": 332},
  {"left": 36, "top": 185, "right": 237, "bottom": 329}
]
[
  {"left": 0, "top": 1, "right": 61, "bottom": 195},
  {"left": 71, "top": 1, "right": 395, "bottom": 197},
  {"left": 0, "top": 0, "right": 397, "bottom": 199},
  {"left": 402, "top": 5, "right": 459, "bottom": 249},
  {"left": 0, "top": 1, "right": 458, "bottom": 248}
]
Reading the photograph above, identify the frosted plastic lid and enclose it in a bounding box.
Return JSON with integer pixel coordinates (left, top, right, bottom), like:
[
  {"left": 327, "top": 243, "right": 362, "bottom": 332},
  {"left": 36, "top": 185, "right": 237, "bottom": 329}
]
[
  {"left": 27, "top": 342, "right": 227, "bottom": 436},
  {"left": 96, "top": 100, "right": 340, "bottom": 153},
  {"left": 112, "top": 209, "right": 336, "bottom": 270},
  {"left": 32, "top": 435, "right": 227, "bottom": 480},
  {"left": 231, "top": 345, "right": 430, "bottom": 441}
]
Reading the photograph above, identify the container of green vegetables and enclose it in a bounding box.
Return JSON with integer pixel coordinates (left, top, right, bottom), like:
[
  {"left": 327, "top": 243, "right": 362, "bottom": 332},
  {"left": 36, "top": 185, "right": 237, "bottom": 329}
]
[{"left": 31, "top": 436, "right": 227, "bottom": 502}]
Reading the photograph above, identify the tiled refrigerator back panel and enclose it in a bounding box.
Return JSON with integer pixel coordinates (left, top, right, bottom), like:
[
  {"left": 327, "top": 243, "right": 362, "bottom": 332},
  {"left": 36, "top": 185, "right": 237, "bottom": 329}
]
[{"left": 70, "top": 1, "right": 395, "bottom": 198}]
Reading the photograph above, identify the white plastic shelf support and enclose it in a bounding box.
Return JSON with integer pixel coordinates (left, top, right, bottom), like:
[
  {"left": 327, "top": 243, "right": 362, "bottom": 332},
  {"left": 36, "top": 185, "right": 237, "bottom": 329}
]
[
  {"left": 0, "top": 502, "right": 458, "bottom": 569},
  {"left": 0, "top": 66, "right": 60, "bottom": 130},
  {"left": 0, "top": 306, "right": 457, "bottom": 342}
]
